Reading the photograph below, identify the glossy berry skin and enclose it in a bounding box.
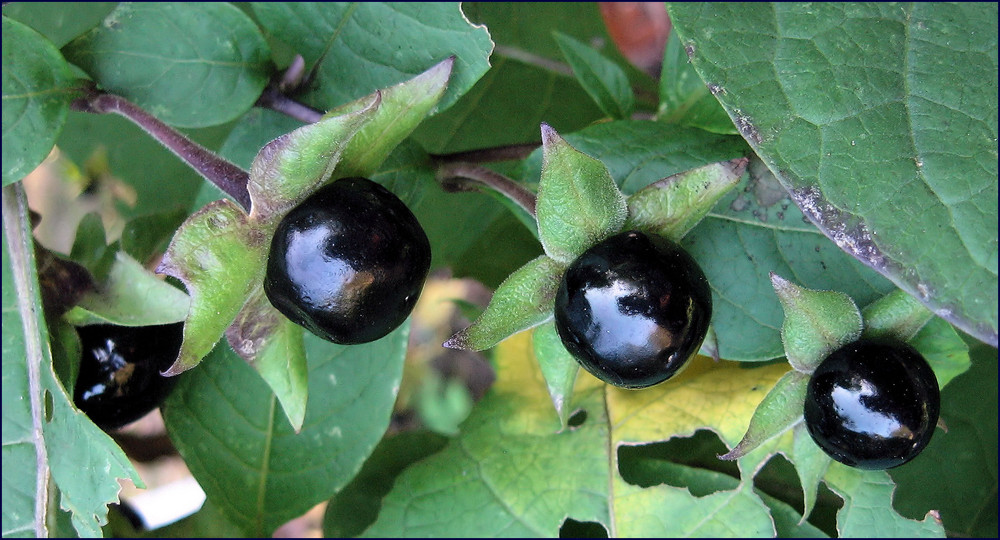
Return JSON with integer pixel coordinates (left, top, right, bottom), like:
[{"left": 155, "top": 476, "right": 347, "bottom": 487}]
[
  {"left": 554, "top": 230, "right": 712, "bottom": 389},
  {"left": 73, "top": 323, "right": 183, "bottom": 431},
  {"left": 264, "top": 177, "right": 431, "bottom": 344},
  {"left": 804, "top": 337, "right": 940, "bottom": 470}
]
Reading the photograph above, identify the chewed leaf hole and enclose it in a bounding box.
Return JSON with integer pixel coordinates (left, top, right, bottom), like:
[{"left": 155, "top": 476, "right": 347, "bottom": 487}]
[
  {"left": 617, "top": 429, "right": 738, "bottom": 496},
  {"left": 559, "top": 518, "right": 608, "bottom": 538},
  {"left": 567, "top": 408, "right": 587, "bottom": 428}
]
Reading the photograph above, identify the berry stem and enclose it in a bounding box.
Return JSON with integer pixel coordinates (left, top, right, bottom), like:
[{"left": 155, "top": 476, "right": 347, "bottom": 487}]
[
  {"left": 255, "top": 56, "right": 325, "bottom": 124},
  {"left": 255, "top": 85, "right": 324, "bottom": 124},
  {"left": 431, "top": 142, "right": 541, "bottom": 164},
  {"left": 436, "top": 162, "right": 537, "bottom": 217},
  {"left": 70, "top": 88, "right": 252, "bottom": 211}
]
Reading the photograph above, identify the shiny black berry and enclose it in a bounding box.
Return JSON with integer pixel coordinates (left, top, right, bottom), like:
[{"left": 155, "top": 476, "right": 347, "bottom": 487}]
[
  {"left": 804, "top": 337, "right": 940, "bottom": 470},
  {"left": 264, "top": 177, "right": 431, "bottom": 344},
  {"left": 554, "top": 230, "right": 712, "bottom": 389},
  {"left": 73, "top": 322, "right": 183, "bottom": 431}
]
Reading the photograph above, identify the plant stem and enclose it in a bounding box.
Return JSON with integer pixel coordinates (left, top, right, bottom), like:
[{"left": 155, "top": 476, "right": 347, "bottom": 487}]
[
  {"left": 70, "top": 89, "right": 252, "bottom": 211},
  {"left": 431, "top": 142, "right": 541, "bottom": 164},
  {"left": 255, "top": 84, "right": 324, "bottom": 124},
  {"left": 436, "top": 162, "right": 537, "bottom": 217}
]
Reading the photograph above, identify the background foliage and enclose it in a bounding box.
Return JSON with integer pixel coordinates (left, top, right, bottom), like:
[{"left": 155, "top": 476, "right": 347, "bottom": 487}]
[{"left": 2, "top": 2, "right": 996, "bottom": 538}]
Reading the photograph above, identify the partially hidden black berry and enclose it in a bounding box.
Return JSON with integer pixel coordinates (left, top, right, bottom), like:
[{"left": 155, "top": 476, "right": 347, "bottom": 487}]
[
  {"left": 804, "top": 337, "right": 940, "bottom": 470},
  {"left": 554, "top": 230, "right": 712, "bottom": 389},
  {"left": 264, "top": 177, "right": 431, "bottom": 344},
  {"left": 73, "top": 322, "right": 183, "bottom": 431}
]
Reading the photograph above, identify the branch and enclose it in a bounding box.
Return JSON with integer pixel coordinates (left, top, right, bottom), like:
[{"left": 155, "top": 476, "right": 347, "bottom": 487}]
[
  {"left": 255, "top": 84, "right": 324, "bottom": 124},
  {"left": 70, "top": 89, "right": 252, "bottom": 211},
  {"left": 431, "top": 142, "right": 541, "bottom": 164},
  {"left": 255, "top": 54, "right": 325, "bottom": 124},
  {"left": 436, "top": 162, "right": 537, "bottom": 217}
]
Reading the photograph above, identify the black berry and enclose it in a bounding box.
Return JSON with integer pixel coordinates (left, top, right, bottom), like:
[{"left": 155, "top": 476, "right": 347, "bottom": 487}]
[
  {"left": 73, "top": 322, "right": 183, "bottom": 431},
  {"left": 264, "top": 177, "right": 431, "bottom": 344},
  {"left": 554, "top": 230, "right": 712, "bottom": 389},
  {"left": 804, "top": 337, "right": 941, "bottom": 470}
]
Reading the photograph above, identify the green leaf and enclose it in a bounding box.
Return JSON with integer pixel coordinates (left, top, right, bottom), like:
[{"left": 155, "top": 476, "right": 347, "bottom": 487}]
[
  {"left": 553, "top": 31, "right": 634, "bottom": 120},
  {"left": 250, "top": 2, "right": 491, "bottom": 113},
  {"left": 771, "top": 274, "right": 863, "bottom": 373},
  {"left": 156, "top": 200, "right": 267, "bottom": 375},
  {"left": 162, "top": 323, "right": 409, "bottom": 536},
  {"left": 614, "top": 478, "right": 775, "bottom": 537},
  {"left": 119, "top": 209, "right": 189, "bottom": 265},
  {"left": 824, "top": 464, "right": 945, "bottom": 537},
  {"left": 658, "top": 28, "right": 736, "bottom": 134},
  {"left": 668, "top": 2, "right": 999, "bottom": 347},
  {"left": 67, "top": 212, "right": 114, "bottom": 281},
  {"left": 536, "top": 124, "right": 628, "bottom": 263},
  {"left": 2, "top": 17, "right": 76, "bottom": 186},
  {"left": 790, "top": 422, "right": 832, "bottom": 522},
  {"left": 861, "top": 288, "right": 934, "bottom": 342},
  {"left": 444, "top": 255, "right": 565, "bottom": 351},
  {"left": 226, "top": 290, "right": 308, "bottom": 433},
  {"left": 889, "top": 342, "right": 998, "bottom": 537},
  {"left": 3, "top": 184, "right": 141, "bottom": 538},
  {"left": 323, "top": 431, "right": 449, "bottom": 538},
  {"left": 721, "top": 369, "right": 808, "bottom": 461},
  {"left": 247, "top": 96, "right": 379, "bottom": 224},
  {"left": 325, "top": 57, "right": 455, "bottom": 180},
  {"left": 63, "top": 2, "right": 271, "bottom": 128},
  {"left": 625, "top": 157, "right": 747, "bottom": 242},
  {"left": 532, "top": 322, "right": 580, "bottom": 429},
  {"left": 416, "top": 372, "right": 474, "bottom": 437},
  {"left": 412, "top": 2, "right": 612, "bottom": 153},
  {"left": 907, "top": 318, "right": 970, "bottom": 389},
  {"left": 365, "top": 332, "right": 610, "bottom": 537},
  {"left": 2, "top": 2, "right": 116, "bottom": 48},
  {"left": 63, "top": 251, "right": 189, "bottom": 327}
]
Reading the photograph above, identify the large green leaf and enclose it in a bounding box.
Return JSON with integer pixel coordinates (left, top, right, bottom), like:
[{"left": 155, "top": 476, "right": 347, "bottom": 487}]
[
  {"left": 2, "top": 184, "right": 141, "bottom": 538},
  {"left": 63, "top": 2, "right": 271, "bottom": 128},
  {"left": 367, "top": 332, "right": 872, "bottom": 537},
  {"left": 667, "top": 2, "right": 999, "bottom": 347},
  {"left": 2, "top": 3, "right": 116, "bottom": 48},
  {"left": 553, "top": 31, "right": 634, "bottom": 120},
  {"left": 2, "top": 17, "right": 76, "bottom": 186},
  {"left": 2, "top": 187, "right": 45, "bottom": 537},
  {"left": 250, "top": 2, "right": 491, "bottom": 113},
  {"left": 322, "top": 431, "right": 449, "bottom": 538},
  {"left": 162, "top": 324, "right": 409, "bottom": 536},
  {"left": 364, "top": 332, "right": 610, "bottom": 537}
]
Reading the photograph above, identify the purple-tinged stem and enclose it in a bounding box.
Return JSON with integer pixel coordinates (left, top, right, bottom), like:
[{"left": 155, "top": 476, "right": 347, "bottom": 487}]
[
  {"left": 431, "top": 142, "right": 540, "bottom": 164},
  {"left": 71, "top": 90, "right": 252, "bottom": 211},
  {"left": 436, "top": 162, "right": 536, "bottom": 217}
]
